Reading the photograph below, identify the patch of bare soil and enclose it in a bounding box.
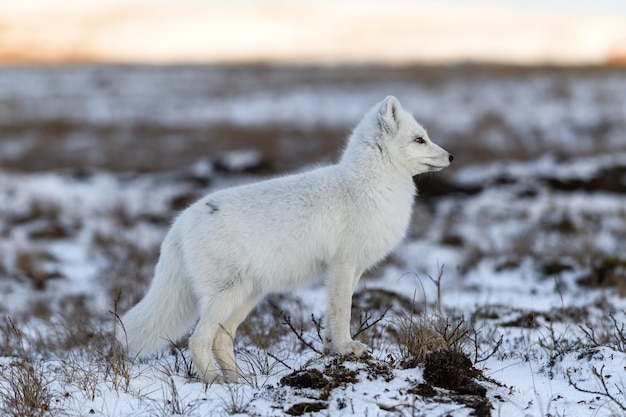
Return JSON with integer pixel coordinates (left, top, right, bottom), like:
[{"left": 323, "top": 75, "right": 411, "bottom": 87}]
[{"left": 423, "top": 350, "right": 492, "bottom": 417}]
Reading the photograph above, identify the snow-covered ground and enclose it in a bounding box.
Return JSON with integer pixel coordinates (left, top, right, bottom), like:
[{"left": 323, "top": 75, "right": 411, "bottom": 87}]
[{"left": 0, "top": 65, "right": 625, "bottom": 416}]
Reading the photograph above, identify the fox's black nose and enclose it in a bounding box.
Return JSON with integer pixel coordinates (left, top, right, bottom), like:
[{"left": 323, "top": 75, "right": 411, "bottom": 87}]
[{"left": 449, "top": 154, "right": 454, "bottom": 162}]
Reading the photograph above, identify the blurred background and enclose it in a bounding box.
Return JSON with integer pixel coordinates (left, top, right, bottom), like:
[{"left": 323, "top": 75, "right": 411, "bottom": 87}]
[{"left": 1, "top": 0, "right": 625, "bottom": 174}]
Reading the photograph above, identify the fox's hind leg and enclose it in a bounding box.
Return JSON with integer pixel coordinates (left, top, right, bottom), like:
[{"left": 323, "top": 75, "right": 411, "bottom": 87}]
[
  {"left": 189, "top": 318, "right": 222, "bottom": 383},
  {"left": 190, "top": 293, "right": 244, "bottom": 384},
  {"left": 213, "top": 295, "right": 261, "bottom": 382}
]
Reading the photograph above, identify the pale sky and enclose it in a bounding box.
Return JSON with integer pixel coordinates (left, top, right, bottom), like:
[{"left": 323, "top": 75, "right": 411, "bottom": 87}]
[
  {"left": 5, "top": 0, "right": 626, "bottom": 12},
  {"left": 1, "top": 0, "right": 625, "bottom": 65}
]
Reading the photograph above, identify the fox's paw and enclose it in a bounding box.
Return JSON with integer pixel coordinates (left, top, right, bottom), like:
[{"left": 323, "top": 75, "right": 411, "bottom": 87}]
[
  {"left": 331, "top": 340, "right": 369, "bottom": 357},
  {"left": 221, "top": 369, "right": 249, "bottom": 384},
  {"left": 195, "top": 367, "right": 229, "bottom": 385}
]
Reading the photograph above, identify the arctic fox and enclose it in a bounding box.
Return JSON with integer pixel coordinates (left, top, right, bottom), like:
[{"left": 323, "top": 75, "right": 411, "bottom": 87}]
[{"left": 117, "top": 96, "right": 453, "bottom": 383}]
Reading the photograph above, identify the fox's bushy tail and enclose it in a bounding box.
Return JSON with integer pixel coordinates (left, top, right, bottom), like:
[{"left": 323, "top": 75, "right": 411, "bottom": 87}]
[{"left": 116, "top": 234, "right": 197, "bottom": 357}]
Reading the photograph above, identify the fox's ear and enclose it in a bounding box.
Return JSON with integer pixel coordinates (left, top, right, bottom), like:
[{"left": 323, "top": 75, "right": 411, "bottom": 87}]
[{"left": 378, "top": 96, "right": 402, "bottom": 135}]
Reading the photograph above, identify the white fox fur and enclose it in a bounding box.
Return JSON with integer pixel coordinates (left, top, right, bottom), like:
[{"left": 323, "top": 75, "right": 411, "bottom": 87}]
[{"left": 117, "top": 96, "right": 453, "bottom": 383}]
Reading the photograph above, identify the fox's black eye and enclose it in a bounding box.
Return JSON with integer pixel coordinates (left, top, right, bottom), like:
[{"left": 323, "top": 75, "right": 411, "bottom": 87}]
[{"left": 414, "top": 136, "right": 425, "bottom": 144}]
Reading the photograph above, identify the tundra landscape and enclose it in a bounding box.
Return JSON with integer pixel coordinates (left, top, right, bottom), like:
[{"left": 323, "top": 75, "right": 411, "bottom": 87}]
[{"left": 0, "top": 64, "right": 625, "bottom": 416}]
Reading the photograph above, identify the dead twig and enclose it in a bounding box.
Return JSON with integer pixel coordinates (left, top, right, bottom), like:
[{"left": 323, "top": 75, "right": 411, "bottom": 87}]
[
  {"left": 567, "top": 365, "right": 626, "bottom": 413},
  {"left": 280, "top": 311, "right": 322, "bottom": 354},
  {"left": 352, "top": 307, "right": 390, "bottom": 340}
]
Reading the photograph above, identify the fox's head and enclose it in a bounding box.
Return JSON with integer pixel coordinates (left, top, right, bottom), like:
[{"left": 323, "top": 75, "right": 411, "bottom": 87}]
[{"left": 376, "top": 96, "right": 453, "bottom": 176}]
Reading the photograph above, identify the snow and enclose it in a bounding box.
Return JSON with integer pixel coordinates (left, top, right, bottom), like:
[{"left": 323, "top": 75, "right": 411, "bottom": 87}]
[
  {"left": 1, "top": 66, "right": 626, "bottom": 416},
  {"left": 217, "top": 150, "right": 264, "bottom": 172}
]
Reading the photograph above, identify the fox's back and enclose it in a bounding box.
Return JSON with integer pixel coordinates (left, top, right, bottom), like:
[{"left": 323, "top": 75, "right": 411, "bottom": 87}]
[
  {"left": 176, "top": 159, "right": 413, "bottom": 288},
  {"left": 176, "top": 166, "right": 347, "bottom": 288}
]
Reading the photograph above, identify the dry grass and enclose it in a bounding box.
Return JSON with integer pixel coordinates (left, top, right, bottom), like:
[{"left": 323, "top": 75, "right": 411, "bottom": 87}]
[
  {"left": 578, "top": 256, "right": 626, "bottom": 296},
  {"left": 0, "top": 320, "right": 52, "bottom": 417},
  {"left": 0, "top": 122, "right": 343, "bottom": 174},
  {"left": 0, "top": 360, "right": 52, "bottom": 417},
  {"left": 393, "top": 311, "right": 456, "bottom": 368},
  {"left": 13, "top": 248, "right": 62, "bottom": 290},
  {"left": 0, "top": 303, "right": 136, "bottom": 411}
]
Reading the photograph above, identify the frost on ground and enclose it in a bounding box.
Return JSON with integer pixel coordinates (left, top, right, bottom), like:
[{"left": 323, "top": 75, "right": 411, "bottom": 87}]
[{"left": 0, "top": 65, "right": 625, "bottom": 417}]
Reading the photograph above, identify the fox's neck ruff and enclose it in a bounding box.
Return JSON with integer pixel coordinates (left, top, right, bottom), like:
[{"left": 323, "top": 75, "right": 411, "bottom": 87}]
[{"left": 340, "top": 134, "right": 415, "bottom": 196}]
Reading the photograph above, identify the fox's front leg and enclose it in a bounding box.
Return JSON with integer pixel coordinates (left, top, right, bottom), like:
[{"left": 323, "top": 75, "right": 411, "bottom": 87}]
[{"left": 324, "top": 264, "right": 368, "bottom": 356}]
